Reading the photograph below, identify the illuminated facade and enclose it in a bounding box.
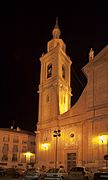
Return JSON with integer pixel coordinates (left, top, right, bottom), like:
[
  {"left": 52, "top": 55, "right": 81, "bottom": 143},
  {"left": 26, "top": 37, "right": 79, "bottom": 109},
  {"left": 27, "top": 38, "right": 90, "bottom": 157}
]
[
  {"left": 0, "top": 127, "right": 35, "bottom": 169},
  {"left": 36, "top": 19, "right": 108, "bottom": 170}
]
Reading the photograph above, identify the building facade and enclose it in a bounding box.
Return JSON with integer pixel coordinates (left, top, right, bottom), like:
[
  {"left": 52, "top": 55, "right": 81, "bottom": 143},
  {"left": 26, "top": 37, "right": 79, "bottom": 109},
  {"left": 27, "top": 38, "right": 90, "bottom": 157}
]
[
  {"left": 0, "top": 127, "right": 36, "bottom": 169},
  {"left": 36, "top": 19, "right": 108, "bottom": 171}
]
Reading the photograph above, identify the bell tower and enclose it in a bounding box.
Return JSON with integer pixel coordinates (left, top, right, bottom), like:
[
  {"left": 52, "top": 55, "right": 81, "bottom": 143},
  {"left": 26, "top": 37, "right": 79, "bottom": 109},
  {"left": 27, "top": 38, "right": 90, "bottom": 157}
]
[{"left": 38, "top": 18, "right": 72, "bottom": 126}]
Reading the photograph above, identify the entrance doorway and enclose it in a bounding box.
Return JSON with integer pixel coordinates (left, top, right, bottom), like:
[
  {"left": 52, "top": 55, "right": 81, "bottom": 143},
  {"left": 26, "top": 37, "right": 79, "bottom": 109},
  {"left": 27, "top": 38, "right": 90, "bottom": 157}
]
[{"left": 67, "top": 153, "right": 76, "bottom": 171}]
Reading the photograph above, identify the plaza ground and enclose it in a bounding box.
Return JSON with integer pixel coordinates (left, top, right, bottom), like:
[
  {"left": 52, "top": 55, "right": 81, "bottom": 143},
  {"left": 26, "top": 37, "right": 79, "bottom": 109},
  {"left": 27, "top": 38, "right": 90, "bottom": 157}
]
[{"left": 0, "top": 176, "right": 24, "bottom": 180}]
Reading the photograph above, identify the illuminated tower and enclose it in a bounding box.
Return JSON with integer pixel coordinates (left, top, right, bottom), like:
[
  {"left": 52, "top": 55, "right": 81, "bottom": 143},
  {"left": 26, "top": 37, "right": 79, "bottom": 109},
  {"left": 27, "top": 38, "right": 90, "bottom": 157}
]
[{"left": 38, "top": 18, "right": 72, "bottom": 126}]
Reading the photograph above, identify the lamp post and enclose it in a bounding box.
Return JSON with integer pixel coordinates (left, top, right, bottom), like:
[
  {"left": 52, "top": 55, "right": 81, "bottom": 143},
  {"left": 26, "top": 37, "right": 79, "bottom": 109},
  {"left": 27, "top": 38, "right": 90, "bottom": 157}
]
[
  {"left": 105, "top": 136, "right": 108, "bottom": 167},
  {"left": 53, "top": 130, "right": 61, "bottom": 169}
]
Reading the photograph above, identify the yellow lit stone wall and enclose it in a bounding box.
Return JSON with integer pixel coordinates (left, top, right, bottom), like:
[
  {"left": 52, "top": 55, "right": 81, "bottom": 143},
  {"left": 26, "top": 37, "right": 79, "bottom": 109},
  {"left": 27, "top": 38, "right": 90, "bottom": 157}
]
[{"left": 36, "top": 18, "right": 108, "bottom": 170}]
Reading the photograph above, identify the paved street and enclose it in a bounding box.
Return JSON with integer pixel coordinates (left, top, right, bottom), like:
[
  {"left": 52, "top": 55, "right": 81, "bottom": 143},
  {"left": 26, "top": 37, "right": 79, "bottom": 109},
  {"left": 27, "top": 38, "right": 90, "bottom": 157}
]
[{"left": 0, "top": 176, "right": 24, "bottom": 180}]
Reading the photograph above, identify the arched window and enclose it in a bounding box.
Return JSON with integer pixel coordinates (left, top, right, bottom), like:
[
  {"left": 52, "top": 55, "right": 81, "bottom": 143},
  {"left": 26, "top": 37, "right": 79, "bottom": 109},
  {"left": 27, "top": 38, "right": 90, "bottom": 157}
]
[
  {"left": 62, "top": 65, "right": 65, "bottom": 79},
  {"left": 64, "top": 96, "right": 65, "bottom": 104},
  {"left": 46, "top": 95, "right": 49, "bottom": 102},
  {"left": 47, "top": 64, "right": 52, "bottom": 78}
]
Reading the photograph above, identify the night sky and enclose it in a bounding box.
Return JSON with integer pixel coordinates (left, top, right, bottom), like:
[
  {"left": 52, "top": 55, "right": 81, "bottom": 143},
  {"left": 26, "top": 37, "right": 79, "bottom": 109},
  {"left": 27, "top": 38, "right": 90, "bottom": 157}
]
[{"left": 0, "top": 2, "right": 108, "bottom": 132}]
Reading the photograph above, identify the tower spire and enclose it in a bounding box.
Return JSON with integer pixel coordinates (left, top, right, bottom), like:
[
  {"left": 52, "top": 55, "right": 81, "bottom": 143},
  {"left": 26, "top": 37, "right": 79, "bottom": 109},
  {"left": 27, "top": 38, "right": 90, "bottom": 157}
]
[
  {"left": 55, "top": 17, "right": 59, "bottom": 28},
  {"left": 52, "top": 17, "right": 61, "bottom": 39},
  {"left": 89, "top": 48, "right": 94, "bottom": 61}
]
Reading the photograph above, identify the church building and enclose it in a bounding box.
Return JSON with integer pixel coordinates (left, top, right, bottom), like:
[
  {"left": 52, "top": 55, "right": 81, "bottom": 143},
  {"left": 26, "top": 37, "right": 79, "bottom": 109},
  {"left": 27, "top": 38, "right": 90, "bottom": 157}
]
[{"left": 36, "top": 19, "right": 108, "bottom": 171}]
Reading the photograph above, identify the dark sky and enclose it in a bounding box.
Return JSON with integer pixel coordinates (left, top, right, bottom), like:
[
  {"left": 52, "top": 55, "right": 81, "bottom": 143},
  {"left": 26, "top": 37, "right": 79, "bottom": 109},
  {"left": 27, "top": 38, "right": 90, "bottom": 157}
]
[{"left": 0, "top": 2, "right": 108, "bottom": 132}]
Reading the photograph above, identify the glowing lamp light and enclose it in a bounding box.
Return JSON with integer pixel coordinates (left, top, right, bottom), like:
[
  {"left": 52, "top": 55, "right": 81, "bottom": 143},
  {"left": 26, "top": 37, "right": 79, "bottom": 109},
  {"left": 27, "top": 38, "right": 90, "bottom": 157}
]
[
  {"left": 99, "top": 136, "right": 105, "bottom": 143},
  {"left": 99, "top": 135, "right": 108, "bottom": 144},
  {"left": 41, "top": 143, "right": 49, "bottom": 150},
  {"left": 23, "top": 152, "right": 35, "bottom": 164},
  {"left": 24, "top": 152, "right": 34, "bottom": 157},
  {"left": 93, "top": 135, "right": 108, "bottom": 145}
]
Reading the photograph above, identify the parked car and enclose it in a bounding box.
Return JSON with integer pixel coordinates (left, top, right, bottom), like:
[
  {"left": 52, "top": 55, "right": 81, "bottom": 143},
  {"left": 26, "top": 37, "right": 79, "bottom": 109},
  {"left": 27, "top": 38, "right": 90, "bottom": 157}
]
[
  {"left": 0, "top": 167, "right": 6, "bottom": 176},
  {"left": 24, "top": 169, "right": 41, "bottom": 180},
  {"left": 44, "top": 167, "right": 67, "bottom": 180},
  {"left": 40, "top": 169, "right": 47, "bottom": 179},
  {"left": 5, "top": 168, "right": 20, "bottom": 178},
  {"left": 64, "top": 166, "right": 92, "bottom": 180},
  {"left": 15, "top": 168, "right": 26, "bottom": 176},
  {"left": 94, "top": 167, "right": 108, "bottom": 180}
]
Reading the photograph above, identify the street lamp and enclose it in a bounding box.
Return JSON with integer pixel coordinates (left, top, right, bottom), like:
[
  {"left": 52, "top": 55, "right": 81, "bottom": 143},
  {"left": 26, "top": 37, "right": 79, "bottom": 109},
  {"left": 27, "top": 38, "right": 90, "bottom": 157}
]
[{"left": 53, "top": 130, "right": 61, "bottom": 169}]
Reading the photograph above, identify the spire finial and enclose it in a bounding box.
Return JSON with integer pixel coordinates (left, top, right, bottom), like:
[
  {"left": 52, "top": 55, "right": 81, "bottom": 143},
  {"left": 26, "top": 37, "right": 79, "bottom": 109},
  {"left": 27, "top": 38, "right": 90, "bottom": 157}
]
[
  {"left": 52, "top": 17, "right": 61, "bottom": 39},
  {"left": 55, "top": 17, "right": 58, "bottom": 28},
  {"left": 89, "top": 48, "right": 94, "bottom": 61}
]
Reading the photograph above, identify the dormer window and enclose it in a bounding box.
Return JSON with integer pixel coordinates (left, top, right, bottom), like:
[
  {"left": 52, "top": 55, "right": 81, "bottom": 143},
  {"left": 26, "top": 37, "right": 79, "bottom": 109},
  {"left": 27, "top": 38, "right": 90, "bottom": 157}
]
[
  {"left": 47, "top": 64, "right": 52, "bottom": 78},
  {"left": 62, "top": 65, "right": 65, "bottom": 79}
]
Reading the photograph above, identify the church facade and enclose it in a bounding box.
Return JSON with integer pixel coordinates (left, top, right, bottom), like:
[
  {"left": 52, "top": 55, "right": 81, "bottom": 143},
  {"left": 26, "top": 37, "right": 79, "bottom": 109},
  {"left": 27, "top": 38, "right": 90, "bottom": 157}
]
[{"left": 36, "top": 19, "right": 108, "bottom": 171}]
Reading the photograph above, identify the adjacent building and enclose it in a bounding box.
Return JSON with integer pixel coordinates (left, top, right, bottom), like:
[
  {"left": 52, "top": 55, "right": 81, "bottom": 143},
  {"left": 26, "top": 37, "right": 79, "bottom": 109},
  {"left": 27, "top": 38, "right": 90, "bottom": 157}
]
[
  {"left": 0, "top": 127, "right": 36, "bottom": 169},
  {"left": 36, "top": 19, "right": 108, "bottom": 171}
]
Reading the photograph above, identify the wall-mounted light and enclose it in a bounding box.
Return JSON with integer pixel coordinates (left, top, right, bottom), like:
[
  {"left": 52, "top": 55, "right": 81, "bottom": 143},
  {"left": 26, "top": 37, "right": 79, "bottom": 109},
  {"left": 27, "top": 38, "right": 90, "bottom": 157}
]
[
  {"left": 41, "top": 143, "right": 49, "bottom": 150},
  {"left": 99, "top": 135, "right": 104, "bottom": 143},
  {"left": 53, "top": 130, "right": 61, "bottom": 168},
  {"left": 98, "top": 135, "right": 108, "bottom": 144},
  {"left": 23, "top": 152, "right": 34, "bottom": 157},
  {"left": 23, "top": 152, "right": 35, "bottom": 164}
]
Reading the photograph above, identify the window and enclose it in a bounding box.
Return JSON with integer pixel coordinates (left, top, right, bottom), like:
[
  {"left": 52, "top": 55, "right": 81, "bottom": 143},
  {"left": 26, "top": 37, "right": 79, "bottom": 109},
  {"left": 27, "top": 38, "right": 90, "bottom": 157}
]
[
  {"left": 47, "top": 64, "right": 52, "bottom": 78},
  {"left": 30, "top": 156, "right": 35, "bottom": 163},
  {"left": 13, "top": 136, "right": 19, "bottom": 143},
  {"left": 62, "top": 65, "right": 65, "bottom": 79},
  {"left": 22, "top": 137, "right": 27, "bottom": 144},
  {"left": 2, "top": 144, "right": 9, "bottom": 153},
  {"left": 21, "top": 155, "right": 26, "bottom": 163},
  {"left": 30, "top": 141, "right": 36, "bottom": 145},
  {"left": 12, "top": 154, "right": 17, "bottom": 161},
  {"left": 13, "top": 145, "right": 18, "bottom": 152},
  {"left": 3, "top": 135, "right": 9, "bottom": 142},
  {"left": 2, "top": 154, "right": 8, "bottom": 161},
  {"left": 46, "top": 95, "right": 49, "bottom": 102},
  {"left": 22, "top": 146, "right": 27, "bottom": 153}
]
